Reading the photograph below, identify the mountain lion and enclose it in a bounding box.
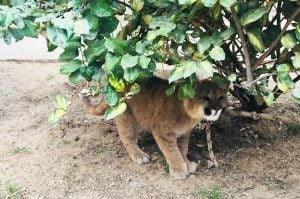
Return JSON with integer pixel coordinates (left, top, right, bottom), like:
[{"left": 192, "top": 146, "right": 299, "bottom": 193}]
[{"left": 82, "top": 77, "right": 228, "bottom": 180}]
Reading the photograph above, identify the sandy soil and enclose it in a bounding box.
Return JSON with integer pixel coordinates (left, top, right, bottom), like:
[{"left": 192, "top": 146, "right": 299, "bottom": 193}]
[{"left": 0, "top": 61, "right": 299, "bottom": 199}]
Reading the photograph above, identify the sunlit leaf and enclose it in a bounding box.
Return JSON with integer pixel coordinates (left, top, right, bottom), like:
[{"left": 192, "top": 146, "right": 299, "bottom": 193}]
[
  {"left": 209, "top": 46, "right": 225, "bottom": 61},
  {"left": 292, "top": 88, "right": 300, "bottom": 104},
  {"left": 240, "top": 7, "right": 269, "bottom": 26},
  {"left": 202, "top": 0, "right": 217, "bottom": 7},
  {"left": 219, "top": 0, "right": 237, "bottom": 8},
  {"left": 124, "top": 67, "right": 140, "bottom": 82},
  {"left": 108, "top": 75, "right": 125, "bottom": 92},
  {"left": 104, "top": 53, "right": 121, "bottom": 73},
  {"left": 276, "top": 73, "right": 295, "bottom": 92},
  {"left": 74, "top": 19, "right": 90, "bottom": 35},
  {"left": 281, "top": 34, "right": 297, "bottom": 49},
  {"left": 47, "top": 24, "right": 68, "bottom": 47},
  {"left": 276, "top": 63, "right": 291, "bottom": 73},
  {"left": 132, "top": 0, "right": 144, "bottom": 12},
  {"left": 104, "top": 102, "right": 127, "bottom": 120},
  {"left": 227, "top": 73, "right": 237, "bottom": 82},
  {"left": 60, "top": 60, "right": 81, "bottom": 74},
  {"left": 247, "top": 29, "right": 265, "bottom": 52},
  {"left": 139, "top": 55, "right": 151, "bottom": 69},
  {"left": 292, "top": 53, "right": 300, "bottom": 69},
  {"left": 121, "top": 54, "right": 139, "bottom": 69}
]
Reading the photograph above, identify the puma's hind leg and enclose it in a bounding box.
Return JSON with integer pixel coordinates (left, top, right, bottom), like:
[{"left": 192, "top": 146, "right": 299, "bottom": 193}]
[
  {"left": 177, "top": 132, "right": 198, "bottom": 173},
  {"left": 115, "top": 112, "right": 150, "bottom": 164}
]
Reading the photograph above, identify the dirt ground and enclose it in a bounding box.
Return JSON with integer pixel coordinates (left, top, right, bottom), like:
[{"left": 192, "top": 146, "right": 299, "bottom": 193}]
[{"left": 0, "top": 61, "right": 299, "bottom": 199}]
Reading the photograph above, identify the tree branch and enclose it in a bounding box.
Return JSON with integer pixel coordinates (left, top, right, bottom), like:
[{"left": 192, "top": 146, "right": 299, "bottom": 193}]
[
  {"left": 254, "top": 7, "right": 300, "bottom": 69},
  {"left": 230, "top": 6, "right": 253, "bottom": 83}
]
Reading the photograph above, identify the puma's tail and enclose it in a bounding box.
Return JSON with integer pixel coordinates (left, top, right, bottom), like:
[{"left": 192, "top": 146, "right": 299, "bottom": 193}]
[{"left": 82, "top": 96, "right": 109, "bottom": 115}]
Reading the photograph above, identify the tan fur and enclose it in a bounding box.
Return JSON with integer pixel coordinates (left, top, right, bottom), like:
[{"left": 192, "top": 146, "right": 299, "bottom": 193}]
[{"left": 82, "top": 77, "right": 227, "bottom": 180}]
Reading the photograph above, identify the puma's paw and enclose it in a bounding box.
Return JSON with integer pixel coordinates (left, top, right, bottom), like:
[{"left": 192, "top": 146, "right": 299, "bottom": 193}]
[
  {"left": 170, "top": 167, "right": 189, "bottom": 180},
  {"left": 187, "top": 161, "right": 198, "bottom": 173},
  {"left": 131, "top": 152, "right": 151, "bottom": 164}
]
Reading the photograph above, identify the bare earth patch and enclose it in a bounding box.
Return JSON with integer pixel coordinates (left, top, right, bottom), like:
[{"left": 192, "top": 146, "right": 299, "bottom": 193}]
[{"left": 0, "top": 61, "right": 299, "bottom": 198}]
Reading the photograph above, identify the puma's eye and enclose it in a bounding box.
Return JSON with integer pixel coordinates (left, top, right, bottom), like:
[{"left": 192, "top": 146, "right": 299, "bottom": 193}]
[
  {"left": 201, "top": 96, "right": 210, "bottom": 101},
  {"left": 219, "top": 96, "right": 225, "bottom": 101}
]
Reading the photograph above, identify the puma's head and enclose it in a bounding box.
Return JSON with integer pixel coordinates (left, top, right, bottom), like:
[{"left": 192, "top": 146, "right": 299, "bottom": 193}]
[
  {"left": 183, "top": 80, "right": 228, "bottom": 121},
  {"left": 196, "top": 80, "right": 228, "bottom": 121}
]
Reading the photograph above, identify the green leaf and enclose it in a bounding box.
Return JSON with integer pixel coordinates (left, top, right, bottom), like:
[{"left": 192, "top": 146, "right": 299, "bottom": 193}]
[
  {"left": 219, "top": 0, "right": 237, "bottom": 8},
  {"left": 296, "top": 22, "right": 300, "bottom": 41},
  {"left": 147, "top": 16, "right": 176, "bottom": 40},
  {"left": 60, "top": 60, "right": 81, "bottom": 74},
  {"left": 247, "top": 29, "right": 265, "bottom": 52},
  {"left": 291, "top": 88, "right": 300, "bottom": 104},
  {"left": 47, "top": 24, "right": 68, "bottom": 47},
  {"left": 210, "top": 31, "right": 223, "bottom": 46},
  {"left": 109, "top": 75, "right": 125, "bottom": 92},
  {"left": 83, "top": 9, "right": 99, "bottom": 30},
  {"left": 54, "top": 94, "right": 67, "bottom": 110},
  {"left": 104, "top": 102, "right": 127, "bottom": 120},
  {"left": 197, "top": 36, "right": 211, "bottom": 54},
  {"left": 121, "top": 54, "right": 139, "bottom": 69},
  {"left": 92, "top": 69, "right": 104, "bottom": 82},
  {"left": 196, "top": 60, "right": 214, "bottom": 79},
  {"left": 123, "top": 67, "right": 140, "bottom": 82},
  {"left": 178, "top": 0, "right": 197, "bottom": 5},
  {"left": 105, "top": 38, "right": 129, "bottom": 55},
  {"left": 9, "top": 27, "right": 24, "bottom": 41},
  {"left": 65, "top": 41, "right": 81, "bottom": 50},
  {"left": 69, "top": 70, "right": 84, "bottom": 83},
  {"left": 169, "top": 66, "right": 184, "bottom": 83},
  {"left": 138, "top": 55, "right": 151, "bottom": 69},
  {"left": 59, "top": 49, "right": 79, "bottom": 61},
  {"left": 178, "top": 84, "right": 195, "bottom": 100},
  {"left": 276, "top": 73, "right": 295, "bottom": 92},
  {"left": 202, "top": 0, "right": 217, "bottom": 7},
  {"left": 46, "top": 39, "right": 57, "bottom": 52},
  {"left": 209, "top": 46, "right": 225, "bottom": 61},
  {"left": 99, "top": 16, "right": 118, "bottom": 34},
  {"left": 281, "top": 34, "right": 297, "bottom": 49},
  {"left": 104, "top": 53, "right": 121, "bottom": 73},
  {"left": 165, "top": 85, "right": 176, "bottom": 96},
  {"left": 227, "top": 73, "right": 237, "bottom": 82},
  {"left": 240, "top": 7, "right": 269, "bottom": 26},
  {"left": 221, "top": 27, "right": 235, "bottom": 40},
  {"left": 105, "top": 90, "right": 119, "bottom": 106},
  {"left": 212, "top": 73, "right": 230, "bottom": 89},
  {"left": 91, "top": 0, "right": 114, "bottom": 17},
  {"left": 74, "top": 19, "right": 90, "bottom": 35},
  {"left": 84, "top": 39, "right": 106, "bottom": 63},
  {"left": 22, "top": 20, "right": 38, "bottom": 38},
  {"left": 262, "top": 90, "right": 274, "bottom": 106},
  {"left": 276, "top": 63, "right": 291, "bottom": 73},
  {"left": 132, "top": 0, "right": 144, "bottom": 12},
  {"left": 292, "top": 53, "right": 300, "bottom": 69},
  {"left": 183, "top": 61, "right": 197, "bottom": 78}
]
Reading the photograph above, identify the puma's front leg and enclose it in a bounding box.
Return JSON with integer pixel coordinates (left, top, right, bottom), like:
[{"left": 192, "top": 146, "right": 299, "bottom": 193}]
[
  {"left": 177, "top": 132, "right": 198, "bottom": 173},
  {"left": 152, "top": 131, "right": 188, "bottom": 180}
]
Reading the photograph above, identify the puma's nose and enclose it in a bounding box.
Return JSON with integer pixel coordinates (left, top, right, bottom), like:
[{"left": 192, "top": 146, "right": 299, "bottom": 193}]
[{"left": 204, "top": 108, "right": 211, "bottom": 115}]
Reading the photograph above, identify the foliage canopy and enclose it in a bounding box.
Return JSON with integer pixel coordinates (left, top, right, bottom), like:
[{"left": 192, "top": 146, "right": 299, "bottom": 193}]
[{"left": 0, "top": 0, "right": 299, "bottom": 119}]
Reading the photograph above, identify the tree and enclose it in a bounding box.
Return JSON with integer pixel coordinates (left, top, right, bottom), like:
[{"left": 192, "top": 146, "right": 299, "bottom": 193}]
[{"left": 0, "top": 0, "right": 299, "bottom": 121}]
